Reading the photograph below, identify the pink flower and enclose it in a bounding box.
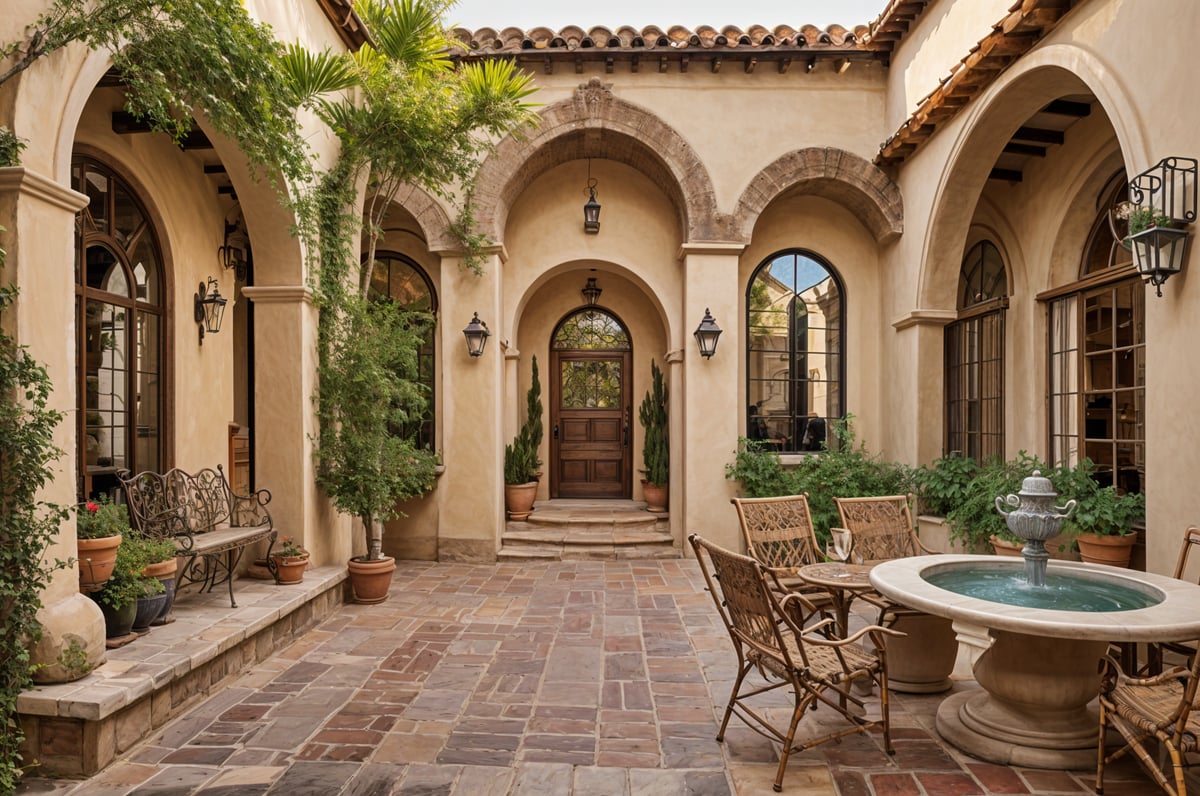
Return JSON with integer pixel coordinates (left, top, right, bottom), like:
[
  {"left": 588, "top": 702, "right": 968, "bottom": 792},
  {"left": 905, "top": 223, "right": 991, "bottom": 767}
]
[{"left": 85, "top": 502, "right": 99, "bottom": 513}]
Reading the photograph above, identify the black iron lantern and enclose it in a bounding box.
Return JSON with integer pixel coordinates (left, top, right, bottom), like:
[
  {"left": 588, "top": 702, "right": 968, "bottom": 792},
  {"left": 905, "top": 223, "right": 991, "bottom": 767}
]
[
  {"left": 1125, "top": 156, "right": 1197, "bottom": 297},
  {"left": 194, "top": 277, "right": 227, "bottom": 344},
  {"left": 218, "top": 224, "right": 249, "bottom": 283},
  {"left": 462, "top": 312, "right": 490, "bottom": 357},
  {"left": 694, "top": 308, "right": 722, "bottom": 359},
  {"left": 583, "top": 179, "right": 600, "bottom": 234},
  {"left": 581, "top": 277, "right": 602, "bottom": 305},
  {"left": 1129, "top": 225, "right": 1190, "bottom": 297}
]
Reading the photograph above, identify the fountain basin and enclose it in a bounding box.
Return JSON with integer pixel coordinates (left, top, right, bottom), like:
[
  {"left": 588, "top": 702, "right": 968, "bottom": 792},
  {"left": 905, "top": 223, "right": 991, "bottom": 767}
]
[
  {"left": 870, "top": 555, "right": 1200, "bottom": 769},
  {"left": 923, "top": 562, "right": 1161, "bottom": 612}
]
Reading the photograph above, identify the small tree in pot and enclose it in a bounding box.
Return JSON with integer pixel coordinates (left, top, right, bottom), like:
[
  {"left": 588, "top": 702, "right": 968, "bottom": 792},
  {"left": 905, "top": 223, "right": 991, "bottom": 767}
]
[
  {"left": 315, "top": 299, "right": 438, "bottom": 603},
  {"left": 639, "top": 360, "right": 668, "bottom": 512},
  {"left": 504, "top": 356, "right": 542, "bottom": 520}
]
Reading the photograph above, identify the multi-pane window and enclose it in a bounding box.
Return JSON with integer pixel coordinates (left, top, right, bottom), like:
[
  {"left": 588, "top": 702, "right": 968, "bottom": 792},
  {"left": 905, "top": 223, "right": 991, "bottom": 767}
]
[
  {"left": 1048, "top": 173, "right": 1144, "bottom": 494},
  {"left": 74, "top": 157, "right": 165, "bottom": 500},
  {"left": 746, "top": 251, "right": 843, "bottom": 453},
  {"left": 368, "top": 252, "right": 436, "bottom": 449},
  {"left": 944, "top": 241, "right": 1007, "bottom": 462}
]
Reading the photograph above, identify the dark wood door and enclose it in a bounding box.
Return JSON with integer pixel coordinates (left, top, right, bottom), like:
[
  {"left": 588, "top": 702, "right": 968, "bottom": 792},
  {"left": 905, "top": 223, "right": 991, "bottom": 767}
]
[{"left": 551, "top": 351, "right": 631, "bottom": 498}]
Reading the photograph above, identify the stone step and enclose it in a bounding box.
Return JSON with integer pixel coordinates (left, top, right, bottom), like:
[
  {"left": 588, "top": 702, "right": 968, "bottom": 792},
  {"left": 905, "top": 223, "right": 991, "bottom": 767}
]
[{"left": 500, "top": 499, "right": 678, "bottom": 562}]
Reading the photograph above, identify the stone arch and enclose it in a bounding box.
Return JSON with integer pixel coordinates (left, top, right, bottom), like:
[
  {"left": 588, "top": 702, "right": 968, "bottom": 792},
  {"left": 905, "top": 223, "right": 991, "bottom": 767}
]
[
  {"left": 473, "top": 78, "right": 729, "bottom": 243},
  {"left": 919, "top": 47, "right": 1145, "bottom": 311},
  {"left": 385, "top": 183, "right": 456, "bottom": 252},
  {"left": 733, "top": 148, "right": 903, "bottom": 244}
]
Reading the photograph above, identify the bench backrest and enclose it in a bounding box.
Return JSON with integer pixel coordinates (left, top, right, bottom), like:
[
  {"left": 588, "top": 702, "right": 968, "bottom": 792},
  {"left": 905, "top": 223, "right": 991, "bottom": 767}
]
[{"left": 119, "top": 467, "right": 234, "bottom": 541}]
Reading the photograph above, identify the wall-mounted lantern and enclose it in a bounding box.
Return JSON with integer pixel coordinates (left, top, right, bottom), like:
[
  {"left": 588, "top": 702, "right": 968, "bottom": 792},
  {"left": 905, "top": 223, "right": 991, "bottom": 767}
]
[
  {"left": 694, "top": 308, "right": 722, "bottom": 359},
  {"left": 194, "top": 277, "right": 227, "bottom": 344},
  {"left": 581, "top": 277, "right": 602, "bottom": 305},
  {"left": 583, "top": 159, "right": 600, "bottom": 234},
  {"left": 1125, "top": 157, "right": 1197, "bottom": 297},
  {"left": 218, "top": 223, "right": 249, "bottom": 283},
  {"left": 462, "top": 312, "right": 490, "bottom": 357}
]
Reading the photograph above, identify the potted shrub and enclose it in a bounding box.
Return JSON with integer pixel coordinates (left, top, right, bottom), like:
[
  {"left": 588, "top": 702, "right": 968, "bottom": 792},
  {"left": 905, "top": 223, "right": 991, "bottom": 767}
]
[
  {"left": 638, "top": 360, "right": 668, "bottom": 512},
  {"left": 91, "top": 537, "right": 162, "bottom": 642},
  {"left": 75, "top": 495, "right": 127, "bottom": 592},
  {"left": 315, "top": 298, "right": 438, "bottom": 604},
  {"left": 1058, "top": 468, "right": 1145, "bottom": 567},
  {"left": 912, "top": 453, "right": 979, "bottom": 553},
  {"left": 271, "top": 536, "right": 310, "bottom": 585},
  {"left": 944, "top": 452, "right": 1044, "bottom": 555},
  {"left": 137, "top": 535, "right": 178, "bottom": 627},
  {"left": 504, "top": 356, "right": 542, "bottom": 520}
]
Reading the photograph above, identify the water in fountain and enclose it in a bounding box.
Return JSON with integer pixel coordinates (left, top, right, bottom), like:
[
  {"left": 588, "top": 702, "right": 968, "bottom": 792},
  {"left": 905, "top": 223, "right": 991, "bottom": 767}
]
[{"left": 925, "top": 566, "right": 1159, "bottom": 611}]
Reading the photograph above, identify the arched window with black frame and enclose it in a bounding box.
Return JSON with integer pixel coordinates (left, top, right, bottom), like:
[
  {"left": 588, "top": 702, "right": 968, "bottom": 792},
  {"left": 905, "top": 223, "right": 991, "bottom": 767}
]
[
  {"left": 944, "top": 240, "right": 1008, "bottom": 462},
  {"left": 367, "top": 252, "right": 436, "bottom": 450},
  {"left": 746, "top": 250, "right": 844, "bottom": 453},
  {"left": 73, "top": 156, "right": 167, "bottom": 500}
]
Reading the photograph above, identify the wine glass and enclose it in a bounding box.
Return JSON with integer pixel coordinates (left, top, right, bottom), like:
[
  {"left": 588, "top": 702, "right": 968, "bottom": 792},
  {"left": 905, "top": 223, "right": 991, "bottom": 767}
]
[{"left": 827, "top": 528, "right": 853, "bottom": 563}]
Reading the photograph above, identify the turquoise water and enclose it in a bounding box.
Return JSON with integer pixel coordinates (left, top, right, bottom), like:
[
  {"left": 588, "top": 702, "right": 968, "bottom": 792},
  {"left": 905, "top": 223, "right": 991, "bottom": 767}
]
[{"left": 923, "top": 568, "right": 1160, "bottom": 612}]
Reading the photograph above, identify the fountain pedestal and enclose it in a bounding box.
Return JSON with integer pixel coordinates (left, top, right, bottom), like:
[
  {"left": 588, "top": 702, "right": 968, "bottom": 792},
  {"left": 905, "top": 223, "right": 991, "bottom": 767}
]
[{"left": 937, "top": 628, "right": 1107, "bottom": 768}]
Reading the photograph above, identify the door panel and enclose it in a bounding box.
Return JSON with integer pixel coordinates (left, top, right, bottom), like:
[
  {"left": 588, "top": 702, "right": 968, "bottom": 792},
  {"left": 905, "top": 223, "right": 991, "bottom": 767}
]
[{"left": 551, "top": 351, "right": 631, "bottom": 498}]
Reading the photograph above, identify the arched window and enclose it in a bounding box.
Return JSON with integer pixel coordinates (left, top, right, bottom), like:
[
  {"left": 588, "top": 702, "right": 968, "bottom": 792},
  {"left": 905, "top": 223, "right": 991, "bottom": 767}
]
[
  {"left": 74, "top": 157, "right": 166, "bottom": 499},
  {"left": 945, "top": 241, "right": 1007, "bottom": 462},
  {"left": 368, "top": 252, "right": 436, "bottom": 449},
  {"left": 746, "top": 251, "right": 843, "bottom": 453},
  {"left": 1047, "top": 171, "right": 1144, "bottom": 495}
]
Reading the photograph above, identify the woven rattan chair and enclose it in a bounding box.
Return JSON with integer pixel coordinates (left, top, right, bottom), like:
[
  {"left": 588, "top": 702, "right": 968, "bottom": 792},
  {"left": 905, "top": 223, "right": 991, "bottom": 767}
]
[
  {"left": 689, "top": 533, "right": 900, "bottom": 793},
  {"left": 1097, "top": 650, "right": 1200, "bottom": 795},
  {"left": 731, "top": 494, "right": 833, "bottom": 617},
  {"left": 1121, "top": 527, "right": 1200, "bottom": 676},
  {"left": 833, "top": 493, "right": 937, "bottom": 564}
]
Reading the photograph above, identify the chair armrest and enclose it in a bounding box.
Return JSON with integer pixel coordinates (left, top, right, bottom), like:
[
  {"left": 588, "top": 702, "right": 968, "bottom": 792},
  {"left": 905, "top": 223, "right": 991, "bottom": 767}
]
[
  {"left": 914, "top": 534, "right": 942, "bottom": 555},
  {"left": 804, "top": 623, "right": 905, "bottom": 647}
]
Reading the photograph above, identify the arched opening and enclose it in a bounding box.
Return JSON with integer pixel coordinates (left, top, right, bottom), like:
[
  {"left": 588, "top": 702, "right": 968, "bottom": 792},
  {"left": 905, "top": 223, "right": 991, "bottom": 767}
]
[{"left": 549, "top": 307, "right": 632, "bottom": 498}]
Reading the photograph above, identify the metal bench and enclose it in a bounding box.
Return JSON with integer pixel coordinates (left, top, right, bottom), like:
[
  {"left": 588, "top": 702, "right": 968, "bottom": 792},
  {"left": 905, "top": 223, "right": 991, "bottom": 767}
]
[{"left": 118, "top": 465, "right": 278, "bottom": 607}]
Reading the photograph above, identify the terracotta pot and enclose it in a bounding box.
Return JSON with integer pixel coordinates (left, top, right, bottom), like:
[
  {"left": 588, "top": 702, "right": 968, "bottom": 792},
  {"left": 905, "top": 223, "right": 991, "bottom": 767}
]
[
  {"left": 989, "top": 535, "right": 1024, "bottom": 557},
  {"left": 1075, "top": 533, "right": 1136, "bottom": 567},
  {"left": 348, "top": 555, "right": 396, "bottom": 604},
  {"left": 77, "top": 534, "right": 123, "bottom": 592},
  {"left": 272, "top": 554, "right": 309, "bottom": 585},
  {"left": 642, "top": 481, "right": 668, "bottom": 513},
  {"left": 505, "top": 481, "right": 538, "bottom": 520}
]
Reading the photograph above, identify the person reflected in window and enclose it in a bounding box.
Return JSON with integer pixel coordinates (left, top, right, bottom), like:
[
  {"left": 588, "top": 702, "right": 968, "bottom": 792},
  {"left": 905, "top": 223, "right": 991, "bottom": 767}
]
[{"left": 801, "top": 413, "right": 826, "bottom": 451}]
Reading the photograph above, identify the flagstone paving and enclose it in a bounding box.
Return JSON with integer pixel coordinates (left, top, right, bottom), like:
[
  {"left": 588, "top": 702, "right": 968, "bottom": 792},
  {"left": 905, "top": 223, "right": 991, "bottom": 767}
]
[{"left": 16, "top": 559, "right": 1186, "bottom": 795}]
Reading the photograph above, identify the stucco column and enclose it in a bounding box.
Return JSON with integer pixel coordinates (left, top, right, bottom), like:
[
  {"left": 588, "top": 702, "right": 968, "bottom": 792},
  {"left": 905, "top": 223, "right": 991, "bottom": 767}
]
[
  {"left": 0, "top": 167, "right": 106, "bottom": 681},
  {"left": 891, "top": 311, "right": 955, "bottom": 466},
  {"left": 241, "top": 285, "right": 348, "bottom": 565},
  {"left": 436, "top": 249, "right": 504, "bottom": 562},
  {"left": 680, "top": 243, "right": 744, "bottom": 552}
]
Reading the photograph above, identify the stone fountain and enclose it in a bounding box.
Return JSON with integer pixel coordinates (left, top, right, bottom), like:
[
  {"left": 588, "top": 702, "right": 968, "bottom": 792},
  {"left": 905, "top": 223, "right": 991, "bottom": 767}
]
[{"left": 869, "top": 472, "right": 1200, "bottom": 769}]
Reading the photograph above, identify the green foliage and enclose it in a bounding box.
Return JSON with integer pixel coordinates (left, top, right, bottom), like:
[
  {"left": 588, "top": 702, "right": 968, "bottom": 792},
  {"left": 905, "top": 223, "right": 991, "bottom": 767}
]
[
  {"left": 944, "top": 452, "right": 1043, "bottom": 547},
  {"left": 726, "top": 417, "right": 912, "bottom": 538},
  {"left": 74, "top": 495, "right": 129, "bottom": 540},
  {"left": 0, "top": 128, "right": 25, "bottom": 168},
  {"left": 1119, "top": 202, "right": 1175, "bottom": 237},
  {"left": 2, "top": 1, "right": 312, "bottom": 185},
  {"left": 275, "top": 536, "right": 306, "bottom": 558},
  {"left": 95, "top": 536, "right": 162, "bottom": 611},
  {"left": 1049, "top": 459, "right": 1144, "bottom": 537},
  {"left": 504, "top": 357, "right": 543, "bottom": 485},
  {"left": 313, "top": 297, "right": 439, "bottom": 560},
  {"left": 912, "top": 453, "right": 979, "bottom": 516},
  {"left": 0, "top": 227, "right": 69, "bottom": 791},
  {"left": 638, "top": 360, "right": 668, "bottom": 487}
]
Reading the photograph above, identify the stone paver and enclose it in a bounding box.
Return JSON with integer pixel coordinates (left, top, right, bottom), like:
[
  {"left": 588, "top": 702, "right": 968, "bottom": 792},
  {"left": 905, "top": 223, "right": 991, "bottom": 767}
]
[{"left": 17, "top": 558, "right": 1200, "bottom": 795}]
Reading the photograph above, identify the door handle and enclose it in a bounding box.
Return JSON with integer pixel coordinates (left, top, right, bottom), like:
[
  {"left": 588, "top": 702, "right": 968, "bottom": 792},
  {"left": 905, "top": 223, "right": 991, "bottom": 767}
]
[
  {"left": 553, "top": 424, "right": 559, "bottom": 440},
  {"left": 623, "top": 423, "right": 629, "bottom": 447}
]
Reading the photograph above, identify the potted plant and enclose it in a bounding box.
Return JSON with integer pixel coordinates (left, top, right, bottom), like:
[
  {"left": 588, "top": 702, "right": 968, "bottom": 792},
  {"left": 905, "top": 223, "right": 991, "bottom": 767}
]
[
  {"left": 1062, "top": 479, "right": 1145, "bottom": 568},
  {"left": 75, "top": 495, "right": 127, "bottom": 592},
  {"left": 137, "top": 535, "right": 178, "bottom": 627},
  {"left": 638, "top": 360, "right": 668, "bottom": 512},
  {"left": 504, "top": 356, "right": 542, "bottom": 520},
  {"left": 1117, "top": 201, "right": 1175, "bottom": 241},
  {"left": 271, "top": 536, "right": 310, "bottom": 585},
  {"left": 943, "top": 452, "right": 1045, "bottom": 555},
  {"left": 315, "top": 299, "right": 439, "bottom": 604},
  {"left": 912, "top": 453, "right": 979, "bottom": 553},
  {"left": 91, "top": 537, "right": 162, "bottom": 642}
]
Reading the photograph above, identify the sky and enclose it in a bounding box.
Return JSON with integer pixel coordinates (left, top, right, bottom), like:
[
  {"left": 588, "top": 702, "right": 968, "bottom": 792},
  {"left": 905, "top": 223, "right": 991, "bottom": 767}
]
[{"left": 444, "top": 0, "right": 886, "bottom": 32}]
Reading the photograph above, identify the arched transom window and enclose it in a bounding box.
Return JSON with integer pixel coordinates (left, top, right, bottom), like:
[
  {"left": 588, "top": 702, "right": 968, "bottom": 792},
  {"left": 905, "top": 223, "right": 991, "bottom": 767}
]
[{"left": 746, "top": 250, "right": 844, "bottom": 453}]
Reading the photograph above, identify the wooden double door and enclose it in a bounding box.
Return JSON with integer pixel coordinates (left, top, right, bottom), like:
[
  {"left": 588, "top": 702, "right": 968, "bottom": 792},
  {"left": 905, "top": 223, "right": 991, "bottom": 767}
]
[{"left": 550, "top": 349, "right": 632, "bottom": 498}]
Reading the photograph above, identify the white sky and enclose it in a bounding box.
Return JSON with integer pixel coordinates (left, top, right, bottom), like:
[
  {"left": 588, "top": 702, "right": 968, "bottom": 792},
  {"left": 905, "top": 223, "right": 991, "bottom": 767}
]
[{"left": 444, "top": 0, "right": 886, "bottom": 32}]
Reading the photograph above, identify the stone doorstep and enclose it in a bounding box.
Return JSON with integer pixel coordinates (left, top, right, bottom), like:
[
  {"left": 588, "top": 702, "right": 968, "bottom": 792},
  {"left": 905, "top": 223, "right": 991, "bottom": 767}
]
[{"left": 18, "top": 566, "right": 348, "bottom": 777}]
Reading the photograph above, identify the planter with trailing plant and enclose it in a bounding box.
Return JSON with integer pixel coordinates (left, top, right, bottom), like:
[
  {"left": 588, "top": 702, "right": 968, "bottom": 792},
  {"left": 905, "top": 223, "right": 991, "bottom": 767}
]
[
  {"left": 137, "top": 536, "right": 178, "bottom": 627},
  {"left": 91, "top": 537, "right": 162, "bottom": 643},
  {"left": 504, "top": 356, "right": 542, "bottom": 520},
  {"left": 271, "top": 536, "right": 309, "bottom": 585},
  {"left": 75, "top": 495, "right": 127, "bottom": 593},
  {"left": 913, "top": 453, "right": 980, "bottom": 553},
  {"left": 638, "top": 360, "right": 668, "bottom": 512}
]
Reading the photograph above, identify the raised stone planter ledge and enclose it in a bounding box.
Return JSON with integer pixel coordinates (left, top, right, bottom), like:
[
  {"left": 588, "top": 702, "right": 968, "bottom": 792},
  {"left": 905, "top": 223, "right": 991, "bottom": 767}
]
[{"left": 18, "top": 566, "right": 348, "bottom": 777}]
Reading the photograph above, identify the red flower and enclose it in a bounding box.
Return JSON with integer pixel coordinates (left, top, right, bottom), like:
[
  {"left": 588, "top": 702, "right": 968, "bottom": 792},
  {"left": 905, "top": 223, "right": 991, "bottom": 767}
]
[{"left": 85, "top": 502, "right": 99, "bottom": 513}]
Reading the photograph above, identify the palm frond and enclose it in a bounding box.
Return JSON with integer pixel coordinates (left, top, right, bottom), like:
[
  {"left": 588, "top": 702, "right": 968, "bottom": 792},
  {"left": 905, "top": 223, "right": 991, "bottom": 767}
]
[{"left": 279, "top": 42, "right": 358, "bottom": 106}]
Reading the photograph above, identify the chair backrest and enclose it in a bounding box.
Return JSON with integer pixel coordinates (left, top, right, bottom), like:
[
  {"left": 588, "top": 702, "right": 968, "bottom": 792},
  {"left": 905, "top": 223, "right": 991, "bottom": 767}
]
[
  {"left": 834, "top": 494, "right": 918, "bottom": 563},
  {"left": 689, "top": 534, "right": 802, "bottom": 671},
  {"left": 119, "top": 467, "right": 233, "bottom": 539},
  {"left": 1173, "top": 526, "right": 1200, "bottom": 582},
  {"left": 731, "top": 494, "right": 822, "bottom": 571}
]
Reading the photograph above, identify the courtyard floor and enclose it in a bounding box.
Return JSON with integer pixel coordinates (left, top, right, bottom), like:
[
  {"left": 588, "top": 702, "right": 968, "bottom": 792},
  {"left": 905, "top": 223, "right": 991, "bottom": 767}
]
[{"left": 16, "top": 558, "right": 1179, "bottom": 795}]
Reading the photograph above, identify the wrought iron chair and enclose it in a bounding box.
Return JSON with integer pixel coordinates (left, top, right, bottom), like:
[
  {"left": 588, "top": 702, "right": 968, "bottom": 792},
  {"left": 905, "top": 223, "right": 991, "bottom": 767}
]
[
  {"left": 1097, "top": 649, "right": 1200, "bottom": 795},
  {"left": 689, "top": 533, "right": 900, "bottom": 793},
  {"left": 731, "top": 494, "right": 833, "bottom": 620},
  {"left": 832, "top": 493, "right": 937, "bottom": 564}
]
